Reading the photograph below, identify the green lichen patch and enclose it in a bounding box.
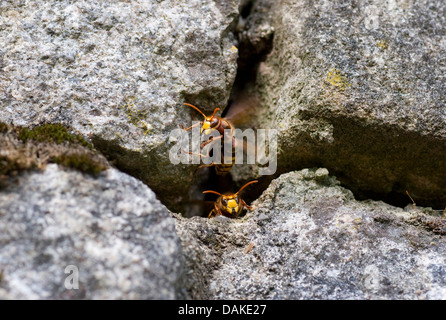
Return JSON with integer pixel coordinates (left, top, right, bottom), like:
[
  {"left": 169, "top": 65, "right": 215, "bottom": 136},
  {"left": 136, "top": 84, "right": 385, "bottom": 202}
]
[
  {"left": 18, "top": 123, "right": 93, "bottom": 149},
  {"left": 325, "top": 68, "right": 351, "bottom": 91},
  {"left": 120, "top": 98, "right": 151, "bottom": 135},
  {"left": 377, "top": 40, "right": 389, "bottom": 50}
]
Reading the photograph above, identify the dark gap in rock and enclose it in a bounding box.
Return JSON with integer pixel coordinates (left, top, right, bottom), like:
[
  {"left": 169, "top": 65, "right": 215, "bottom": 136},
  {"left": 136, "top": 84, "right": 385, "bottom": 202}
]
[
  {"left": 323, "top": 118, "right": 446, "bottom": 212},
  {"left": 350, "top": 187, "right": 419, "bottom": 210},
  {"left": 188, "top": 0, "right": 275, "bottom": 218},
  {"left": 273, "top": 113, "right": 446, "bottom": 212},
  {"left": 337, "top": 176, "right": 445, "bottom": 212},
  {"left": 240, "top": 0, "right": 253, "bottom": 19},
  {"left": 236, "top": 174, "right": 276, "bottom": 213},
  {"left": 90, "top": 135, "right": 191, "bottom": 214},
  {"left": 222, "top": 1, "right": 274, "bottom": 117}
]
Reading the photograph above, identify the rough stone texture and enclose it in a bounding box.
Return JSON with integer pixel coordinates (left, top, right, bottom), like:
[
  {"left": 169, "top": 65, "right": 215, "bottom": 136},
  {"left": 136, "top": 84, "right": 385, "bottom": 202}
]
[
  {"left": 2, "top": 0, "right": 446, "bottom": 301},
  {"left": 0, "top": 123, "right": 109, "bottom": 186},
  {"left": 174, "top": 168, "right": 446, "bottom": 299},
  {"left": 0, "top": 164, "right": 185, "bottom": 299},
  {"left": 232, "top": 0, "right": 446, "bottom": 208},
  {"left": 0, "top": 0, "right": 242, "bottom": 211}
]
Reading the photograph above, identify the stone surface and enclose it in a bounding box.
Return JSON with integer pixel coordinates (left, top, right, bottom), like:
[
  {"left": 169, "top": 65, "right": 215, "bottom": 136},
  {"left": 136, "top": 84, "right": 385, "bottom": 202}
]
[
  {"left": 0, "top": 122, "right": 109, "bottom": 186},
  {"left": 174, "top": 168, "right": 446, "bottom": 299},
  {"left": 0, "top": 0, "right": 242, "bottom": 211},
  {"left": 231, "top": 0, "right": 446, "bottom": 208},
  {"left": 0, "top": 164, "right": 185, "bottom": 299},
  {"left": 2, "top": 0, "right": 446, "bottom": 301}
]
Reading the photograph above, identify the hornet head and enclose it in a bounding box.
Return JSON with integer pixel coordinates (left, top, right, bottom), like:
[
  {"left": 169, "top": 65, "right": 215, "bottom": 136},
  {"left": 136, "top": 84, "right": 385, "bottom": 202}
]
[{"left": 184, "top": 103, "right": 220, "bottom": 135}]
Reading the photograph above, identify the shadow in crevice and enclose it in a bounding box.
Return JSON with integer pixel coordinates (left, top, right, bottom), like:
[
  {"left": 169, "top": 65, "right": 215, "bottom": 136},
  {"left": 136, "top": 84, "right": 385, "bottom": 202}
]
[
  {"left": 223, "top": 0, "right": 274, "bottom": 117},
  {"left": 186, "top": 0, "right": 275, "bottom": 217}
]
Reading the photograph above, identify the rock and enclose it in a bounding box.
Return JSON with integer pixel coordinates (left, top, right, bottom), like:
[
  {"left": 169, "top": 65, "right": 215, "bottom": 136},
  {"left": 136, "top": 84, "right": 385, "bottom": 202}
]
[
  {"left": 0, "top": 0, "right": 242, "bottom": 211},
  {"left": 0, "top": 164, "right": 185, "bottom": 299},
  {"left": 174, "top": 168, "right": 446, "bottom": 299},
  {"left": 0, "top": 122, "right": 109, "bottom": 186},
  {"left": 231, "top": 0, "right": 446, "bottom": 209}
]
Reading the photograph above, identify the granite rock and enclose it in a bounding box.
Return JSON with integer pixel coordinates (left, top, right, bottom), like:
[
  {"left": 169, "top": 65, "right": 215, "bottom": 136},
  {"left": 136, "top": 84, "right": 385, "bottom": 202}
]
[
  {"left": 0, "top": 0, "right": 242, "bottom": 211},
  {"left": 175, "top": 168, "right": 446, "bottom": 299},
  {"left": 0, "top": 164, "right": 185, "bottom": 299},
  {"left": 231, "top": 0, "right": 446, "bottom": 208}
]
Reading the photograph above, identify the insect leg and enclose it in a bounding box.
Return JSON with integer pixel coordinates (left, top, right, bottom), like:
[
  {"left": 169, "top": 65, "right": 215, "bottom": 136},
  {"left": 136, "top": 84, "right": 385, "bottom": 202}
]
[
  {"left": 214, "top": 202, "right": 223, "bottom": 217},
  {"left": 241, "top": 199, "right": 253, "bottom": 210},
  {"left": 208, "top": 202, "right": 223, "bottom": 218},
  {"left": 182, "top": 149, "right": 210, "bottom": 157},
  {"left": 207, "top": 208, "right": 216, "bottom": 218},
  {"left": 201, "top": 134, "right": 223, "bottom": 148},
  {"left": 194, "top": 163, "right": 215, "bottom": 174},
  {"left": 182, "top": 121, "right": 203, "bottom": 131}
]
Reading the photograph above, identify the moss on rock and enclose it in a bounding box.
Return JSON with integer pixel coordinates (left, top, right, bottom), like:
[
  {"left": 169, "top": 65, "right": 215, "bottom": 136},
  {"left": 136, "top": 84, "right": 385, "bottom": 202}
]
[
  {"left": 52, "top": 153, "right": 107, "bottom": 177},
  {"left": 0, "top": 123, "right": 108, "bottom": 187},
  {"left": 18, "top": 123, "right": 93, "bottom": 149}
]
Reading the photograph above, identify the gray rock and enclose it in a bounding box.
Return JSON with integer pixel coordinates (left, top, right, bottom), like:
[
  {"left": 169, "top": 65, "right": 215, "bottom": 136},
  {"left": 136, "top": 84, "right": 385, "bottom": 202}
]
[
  {"left": 231, "top": 0, "right": 446, "bottom": 208},
  {"left": 174, "top": 168, "right": 446, "bottom": 299},
  {"left": 0, "top": 164, "right": 185, "bottom": 299},
  {"left": 0, "top": 0, "right": 242, "bottom": 211}
]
